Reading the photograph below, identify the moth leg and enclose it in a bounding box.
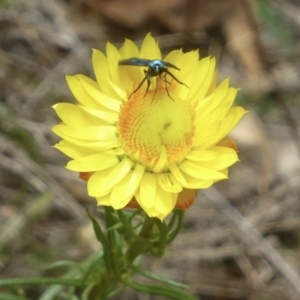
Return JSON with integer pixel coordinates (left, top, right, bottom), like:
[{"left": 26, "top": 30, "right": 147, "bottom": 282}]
[
  {"left": 151, "top": 77, "right": 159, "bottom": 102},
  {"left": 165, "top": 70, "right": 189, "bottom": 89},
  {"left": 162, "top": 73, "right": 175, "bottom": 101},
  {"left": 143, "top": 70, "right": 152, "bottom": 98},
  {"left": 128, "top": 70, "right": 148, "bottom": 99}
]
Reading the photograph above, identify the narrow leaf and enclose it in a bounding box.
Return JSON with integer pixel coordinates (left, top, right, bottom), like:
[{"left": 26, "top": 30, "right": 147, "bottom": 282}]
[
  {"left": 132, "top": 265, "right": 188, "bottom": 289},
  {"left": 125, "top": 279, "right": 198, "bottom": 300}
]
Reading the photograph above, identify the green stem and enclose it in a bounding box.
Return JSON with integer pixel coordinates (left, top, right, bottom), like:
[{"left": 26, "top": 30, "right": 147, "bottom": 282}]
[
  {"left": 167, "top": 210, "right": 185, "bottom": 243},
  {"left": 125, "top": 214, "right": 156, "bottom": 264},
  {"left": 0, "top": 277, "right": 82, "bottom": 288},
  {"left": 88, "top": 214, "right": 157, "bottom": 300}
]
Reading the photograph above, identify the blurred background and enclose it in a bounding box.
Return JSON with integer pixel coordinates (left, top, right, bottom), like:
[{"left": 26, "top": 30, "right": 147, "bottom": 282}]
[{"left": 1, "top": 0, "right": 300, "bottom": 299}]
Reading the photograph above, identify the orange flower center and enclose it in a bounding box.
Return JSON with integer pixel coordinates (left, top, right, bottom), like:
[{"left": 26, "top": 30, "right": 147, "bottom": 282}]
[{"left": 117, "top": 80, "right": 195, "bottom": 173}]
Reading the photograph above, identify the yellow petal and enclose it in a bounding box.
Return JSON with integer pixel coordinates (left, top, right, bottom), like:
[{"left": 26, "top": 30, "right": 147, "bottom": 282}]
[
  {"left": 168, "top": 49, "right": 199, "bottom": 73},
  {"left": 78, "top": 75, "right": 121, "bottom": 112},
  {"left": 92, "top": 49, "right": 119, "bottom": 98},
  {"left": 52, "top": 124, "right": 116, "bottom": 141},
  {"left": 110, "top": 163, "right": 145, "bottom": 209},
  {"left": 119, "top": 39, "right": 144, "bottom": 84},
  {"left": 216, "top": 87, "right": 238, "bottom": 118},
  {"left": 79, "top": 105, "right": 118, "bottom": 124},
  {"left": 107, "top": 78, "right": 128, "bottom": 100},
  {"left": 54, "top": 134, "right": 119, "bottom": 151},
  {"left": 66, "top": 153, "right": 119, "bottom": 172},
  {"left": 157, "top": 173, "right": 182, "bottom": 193},
  {"left": 179, "top": 160, "right": 227, "bottom": 180},
  {"left": 136, "top": 182, "right": 177, "bottom": 220},
  {"left": 183, "top": 57, "right": 211, "bottom": 100},
  {"left": 138, "top": 172, "right": 157, "bottom": 209},
  {"left": 206, "top": 72, "right": 217, "bottom": 96},
  {"left": 208, "top": 106, "right": 247, "bottom": 146},
  {"left": 106, "top": 42, "right": 124, "bottom": 90},
  {"left": 66, "top": 75, "right": 103, "bottom": 109},
  {"left": 199, "top": 146, "right": 239, "bottom": 170},
  {"left": 140, "top": 33, "right": 161, "bottom": 59},
  {"left": 152, "top": 147, "right": 168, "bottom": 173},
  {"left": 194, "top": 86, "right": 238, "bottom": 129},
  {"left": 185, "top": 150, "right": 218, "bottom": 162},
  {"left": 87, "top": 157, "right": 134, "bottom": 196},
  {"left": 163, "top": 49, "right": 185, "bottom": 69},
  {"left": 216, "top": 138, "right": 238, "bottom": 151},
  {"left": 53, "top": 103, "right": 107, "bottom": 127},
  {"left": 104, "top": 147, "right": 126, "bottom": 156},
  {"left": 198, "top": 58, "right": 217, "bottom": 98},
  {"left": 119, "top": 38, "right": 140, "bottom": 58},
  {"left": 54, "top": 140, "right": 94, "bottom": 159},
  {"left": 96, "top": 193, "right": 111, "bottom": 206},
  {"left": 169, "top": 163, "right": 187, "bottom": 186},
  {"left": 152, "top": 185, "right": 177, "bottom": 220},
  {"left": 196, "top": 78, "right": 230, "bottom": 119},
  {"left": 88, "top": 168, "right": 114, "bottom": 197},
  {"left": 180, "top": 172, "right": 214, "bottom": 189}
]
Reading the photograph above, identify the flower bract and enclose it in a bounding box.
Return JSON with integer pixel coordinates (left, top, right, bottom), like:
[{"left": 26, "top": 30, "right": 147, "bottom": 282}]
[{"left": 52, "top": 33, "right": 246, "bottom": 220}]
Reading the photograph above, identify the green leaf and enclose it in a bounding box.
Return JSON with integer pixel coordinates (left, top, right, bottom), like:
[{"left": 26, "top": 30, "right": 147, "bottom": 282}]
[
  {"left": 38, "top": 270, "right": 80, "bottom": 300},
  {"left": 81, "top": 252, "right": 104, "bottom": 284},
  {"left": 0, "top": 293, "right": 31, "bottom": 300},
  {"left": 106, "top": 222, "right": 123, "bottom": 232},
  {"left": 81, "top": 282, "right": 96, "bottom": 300},
  {"left": 124, "top": 279, "right": 198, "bottom": 300},
  {"left": 167, "top": 210, "right": 178, "bottom": 231},
  {"left": 0, "top": 278, "right": 81, "bottom": 288},
  {"left": 127, "top": 208, "right": 143, "bottom": 221},
  {"left": 104, "top": 208, "right": 123, "bottom": 257},
  {"left": 86, "top": 210, "right": 108, "bottom": 247},
  {"left": 152, "top": 220, "right": 168, "bottom": 257},
  {"left": 63, "top": 286, "right": 78, "bottom": 300},
  {"left": 38, "top": 285, "right": 64, "bottom": 300},
  {"left": 86, "top": 210, "right": 115, "bottom": 274},
  {"left": 46, "top": 260, "right": 83, "bottom": 273},
  {"left": 116, "top": 210, "right": 137, "bottom": 244},
  {"left": 106, "top": 285, "right": 126, "bottom": 298},
  {"left": 132, "top": 265, "right": 188, "bottom": 289}
]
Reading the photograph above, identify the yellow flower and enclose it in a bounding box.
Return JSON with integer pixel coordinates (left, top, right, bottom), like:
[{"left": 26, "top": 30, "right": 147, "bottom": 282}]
[{"left": 52, "top": 34, "right": 246, "bottom": 220}]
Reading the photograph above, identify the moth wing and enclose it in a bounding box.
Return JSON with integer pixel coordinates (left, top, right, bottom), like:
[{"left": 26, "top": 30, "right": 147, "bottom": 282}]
[
  {"left": 164, "top": 61, "right": 180, "bottom": 71},
  {"left": 118, "top": 58, "right": 152, "bottom": 67}
]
